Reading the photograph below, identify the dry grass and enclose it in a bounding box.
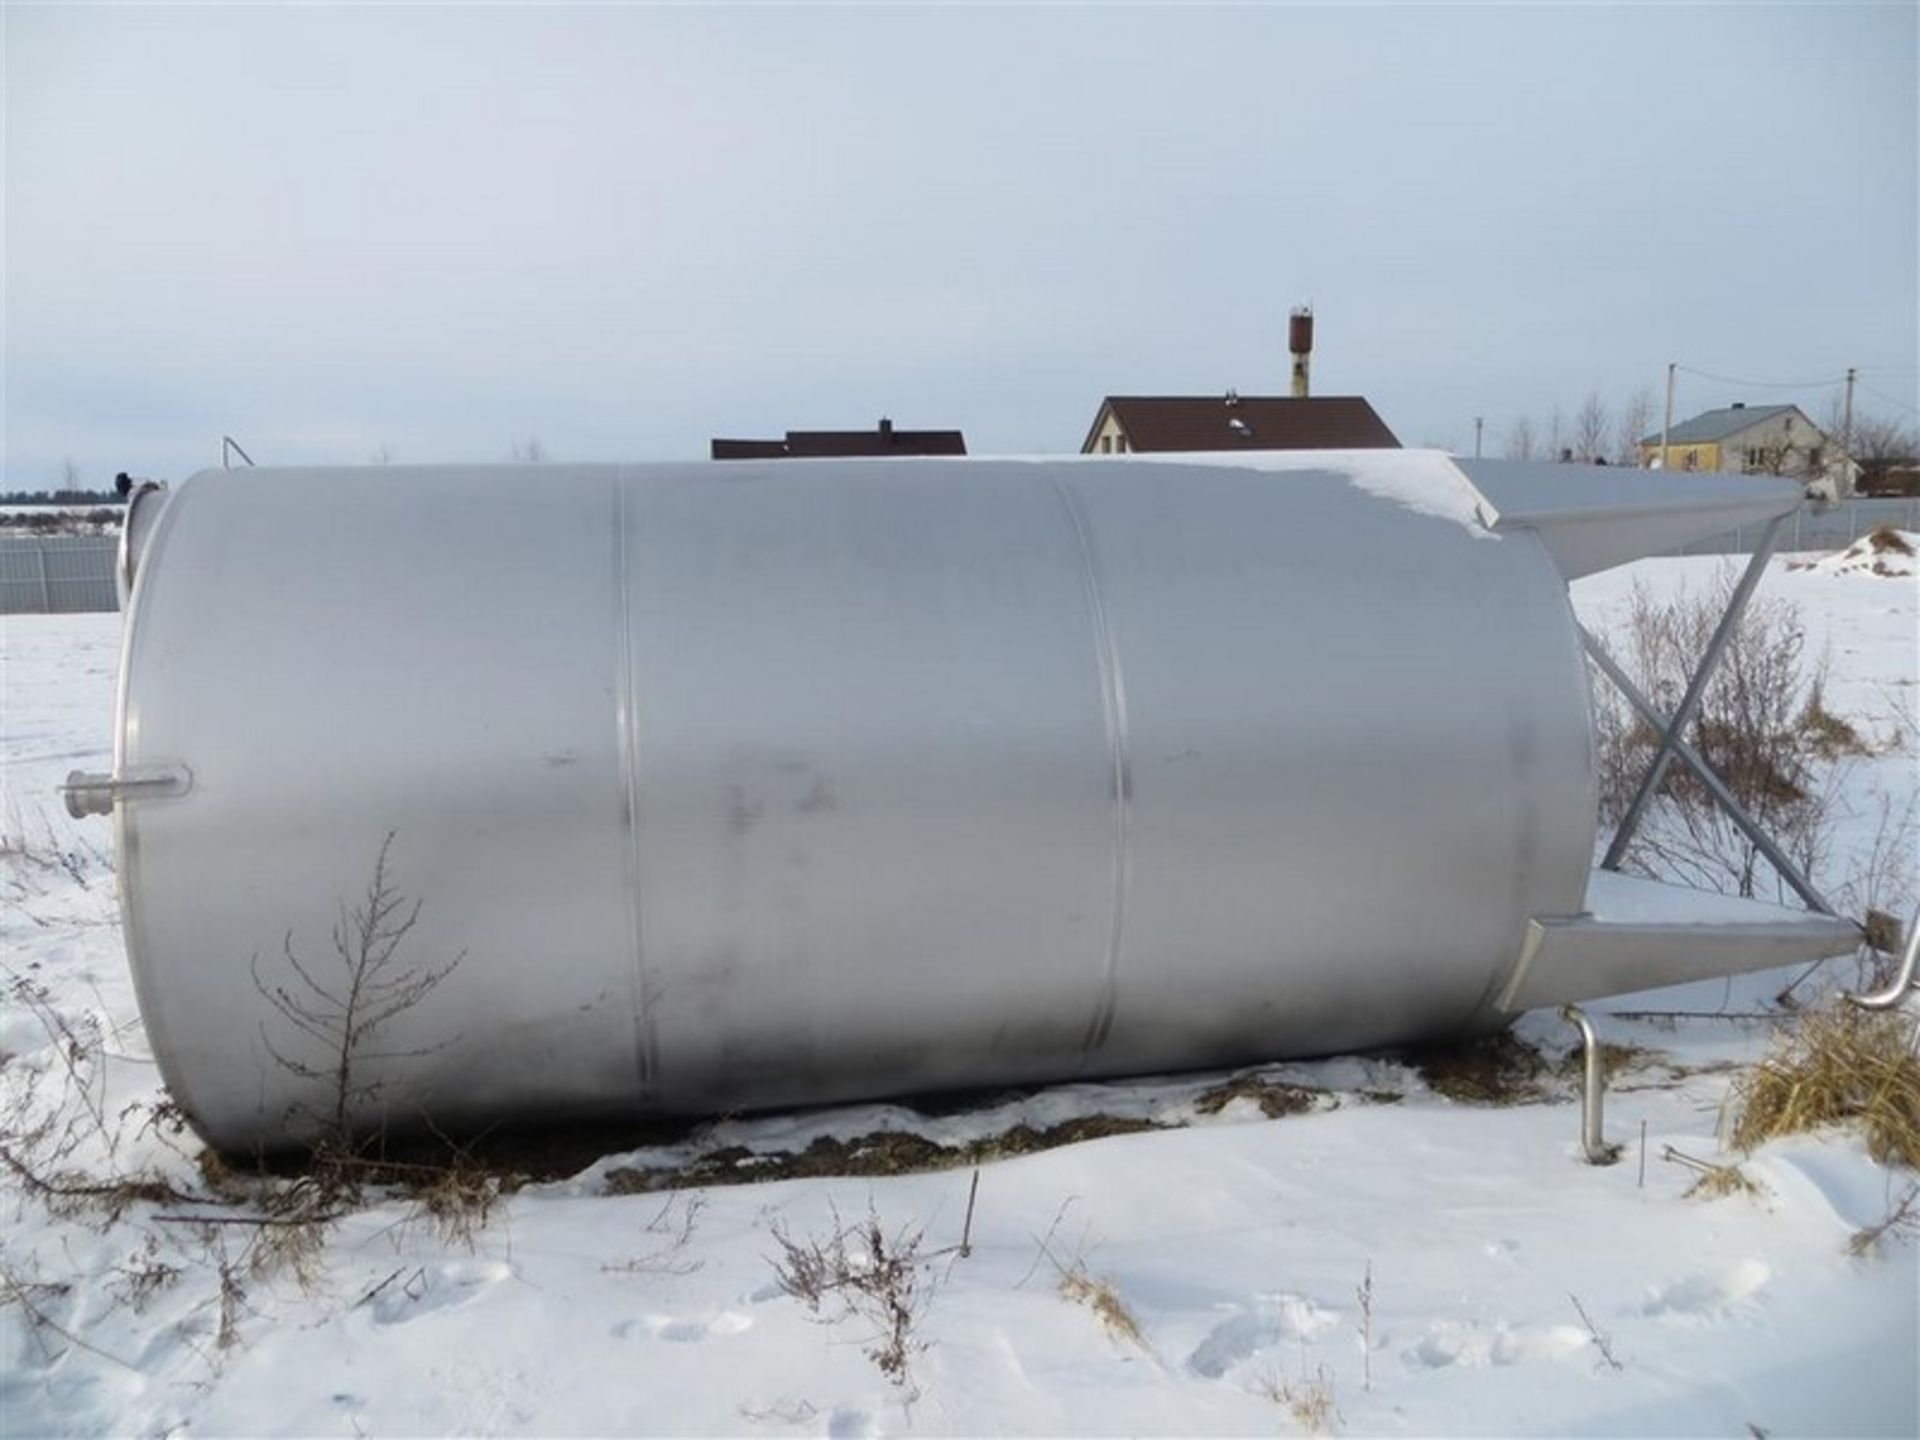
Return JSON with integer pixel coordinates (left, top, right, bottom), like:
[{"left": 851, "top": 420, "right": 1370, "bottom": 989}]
[
  {"left": 1261, "top": 1364, "right": 1341, "bottom": 1435},
  {"left": 1800, "top": 683, "right": 1868, "bottom": 759},
  {"left": 1056, "top": 1259, "right": 1149, "bottom": 1352},
  {"left": 1727, "top": 1005, "right": 1920, "bottom": 1169},
  {"left": 1864, "top": 526, "right": 1914, "bottom": 557},
  {"left": 1685, "top": 1162, "right": 1762, "bottom": 1202},
  {"left": 1407, "top": 1031, "right": 1550, "bottom": 1106},
  {"left": 606, "top": 1114, "right": 1160, "bottom": 1194},
  {"left": 1193, "top": 1075, "right": 1323, "bottom": 1119}
]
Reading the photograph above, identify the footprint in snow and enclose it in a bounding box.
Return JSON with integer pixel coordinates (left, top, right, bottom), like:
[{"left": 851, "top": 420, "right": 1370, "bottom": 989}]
[
  {"left": 1642, "top": 1259, "right": 1771, "bottom": 1318},
  {"left": 612, "top": 1311, "right": 755, "bottom": 1342},
  {"left": 1408, "top": 1321, "right": 1591, "bottom": 1369},
  {"left": 1187, "top": 1294, "right": 1340, "bottom": 1378},
  {"left": 371, "top": 1260, "right": 510, "bottom": 1326}
]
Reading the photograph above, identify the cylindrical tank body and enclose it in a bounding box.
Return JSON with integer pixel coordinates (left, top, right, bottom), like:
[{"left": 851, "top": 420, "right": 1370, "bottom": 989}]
[{"left": 114, "top": 453, "right": 1595, "bottom": 1150}]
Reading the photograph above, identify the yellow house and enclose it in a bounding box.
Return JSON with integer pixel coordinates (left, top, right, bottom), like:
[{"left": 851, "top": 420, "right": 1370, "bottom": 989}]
[{"left": 1639, "top": 404, "right": 1810, "bottom": 477}]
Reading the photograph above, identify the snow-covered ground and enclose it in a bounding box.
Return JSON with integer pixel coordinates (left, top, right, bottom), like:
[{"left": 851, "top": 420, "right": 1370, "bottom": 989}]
[{"left": 1, "top": 548, "right": 1915, "bottom": 1438}]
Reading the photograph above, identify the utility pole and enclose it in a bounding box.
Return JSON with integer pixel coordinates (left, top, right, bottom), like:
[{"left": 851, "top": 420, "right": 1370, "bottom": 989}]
[
  {"left": 1659, "top": 362, "right": 1676, "bottom": 470},
  {"left": 1474, "top": 417, "right": 1484, "bottom": 459},
  {"left": 1840, "top": 366, "right": 1856, "bottom": 496}
]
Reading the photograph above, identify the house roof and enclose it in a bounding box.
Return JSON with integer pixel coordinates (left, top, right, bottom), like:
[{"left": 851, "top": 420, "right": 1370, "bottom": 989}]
[
  {"left": 1641, "top": 404, "right": 1804, "bottom": 448},
  {"left": 712, "top": 422, "right": 966, "bottom": 460},
  {"left": 1088, "top": 396, "right": 1399, "bottom": 453}
]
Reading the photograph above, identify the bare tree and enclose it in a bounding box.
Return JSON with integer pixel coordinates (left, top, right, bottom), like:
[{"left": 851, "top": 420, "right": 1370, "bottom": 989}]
[
  {"left": 59, "top": 459, "right": 82, "bottom": 493},
  {"left": 1573, "top": 392, "right": 1610, "bottom": 463},
  {"left": 1824, "top": 400, "right": 1917, "bottom": 492},
  {"left": 1616, "top": 387, "right": 1657, "bottom": 466},
  {"left": 510, "top": 437, "right": 547, "bottom": 463},
  {"left": 250, "top": 833, "right": 463, "bottom": 1150},
  {"left": 1505, "top": 416, "right": 1538, "bottom": 461}
]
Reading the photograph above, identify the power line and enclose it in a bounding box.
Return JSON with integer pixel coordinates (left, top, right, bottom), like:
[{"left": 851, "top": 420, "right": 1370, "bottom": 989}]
[
  {"left": 1855, "top": 381, "right": 1920, "bottom": 416},
  {"left": 1674, "top": 364, "right": 1846, "bottom": 391}
]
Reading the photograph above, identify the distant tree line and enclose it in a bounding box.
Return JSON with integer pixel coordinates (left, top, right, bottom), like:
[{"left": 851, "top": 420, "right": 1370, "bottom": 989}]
[
  {"left": 1501, "top": 389, "right": 1917, "bottom": 487},
  {"left": 1, "top": 489, "right": 124, "bottom": 506}
]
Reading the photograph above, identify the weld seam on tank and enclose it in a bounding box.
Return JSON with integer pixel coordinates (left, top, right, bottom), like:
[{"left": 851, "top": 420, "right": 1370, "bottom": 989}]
[
  {"left": 109, "top": 479, "right": 212, "bottom": 1133},
  {"left": 1465, "top": 525, "right": 1600, "bottom": 1032},
  {"left": 613, "top": 468, "right": 660, "bottom": 1104},
  {"left": 1052, "top": 474, "right": 1132, "bottom": 1057}
]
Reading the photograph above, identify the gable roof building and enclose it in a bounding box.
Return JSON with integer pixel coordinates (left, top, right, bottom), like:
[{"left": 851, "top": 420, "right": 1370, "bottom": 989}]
[
  {"left": 1081, "top": 395, "right": 1399, "bottom": 455},
  {"left": 1637, "top": 402, "right": 1856, "bottom": 492},
  {"left": 712, "top": 418, "right": 966, "bottom": 460}
]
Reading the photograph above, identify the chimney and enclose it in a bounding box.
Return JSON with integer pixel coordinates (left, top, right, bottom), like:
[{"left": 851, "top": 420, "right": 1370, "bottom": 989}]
[
  {"left": 1289, "top": 306, "right": 1314, "bottom": 399},
  {"left": 879, "top": 417, "right": 894, "bottom": 439}
]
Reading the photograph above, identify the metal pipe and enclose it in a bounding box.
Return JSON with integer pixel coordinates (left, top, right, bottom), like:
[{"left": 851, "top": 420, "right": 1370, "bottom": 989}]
[
  {"left": 220, "top": 435, "right": 256, "bottom": 469},
  {"left": 1846, "top": 908, "right": 1919, "bottom": 1010},
  {"left": 61, "top": 765, "right": 194, "bottom": 819},
  {"left": 1581, "top": 627, "right": 1836, "bottom": 915},
  {"left": 1561, "top": 1004, "right": 1613, "bottom": 1165},
  {"left": 1603, "top": 513, "right": 1788, "bottom": 871}
]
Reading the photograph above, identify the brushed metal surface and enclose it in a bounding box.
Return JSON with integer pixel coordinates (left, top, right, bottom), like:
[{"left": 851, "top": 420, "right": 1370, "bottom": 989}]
[{"left": 115, "top": 454, "right": 1606, "bottom": 1149}]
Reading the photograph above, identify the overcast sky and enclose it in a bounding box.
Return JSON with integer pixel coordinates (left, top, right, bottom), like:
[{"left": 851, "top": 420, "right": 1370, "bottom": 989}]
[{"left": 5, "top": 3, "right": 1915, "bottom": 486}]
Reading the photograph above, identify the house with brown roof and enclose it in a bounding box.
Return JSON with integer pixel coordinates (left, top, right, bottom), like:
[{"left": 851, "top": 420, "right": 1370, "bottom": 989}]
[
  {"left": 1080, "top": 394, "right": 1399, "bottom": 455},
  {"left": 712, "top": 417, "right": 966, "bottom": 460}
]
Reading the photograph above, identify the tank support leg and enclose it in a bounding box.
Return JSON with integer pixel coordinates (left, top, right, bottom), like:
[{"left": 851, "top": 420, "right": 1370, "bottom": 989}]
[
  {"left": 1600, "top": 514, "right": 1787, "bottom": 874},
  {"left": 1579, "top": 625, "right": 1836, "bottom": 917}
]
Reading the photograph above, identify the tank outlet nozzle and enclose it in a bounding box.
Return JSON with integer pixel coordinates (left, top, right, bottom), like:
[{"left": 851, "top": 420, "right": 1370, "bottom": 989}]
[{"left": 62, "top": 764, "right": 192, "bottom": 819}]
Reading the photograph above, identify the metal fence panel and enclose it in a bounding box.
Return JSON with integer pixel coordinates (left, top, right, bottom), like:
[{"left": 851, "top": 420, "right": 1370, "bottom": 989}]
[
  {"left": 0, "top": 536, "right": 120, "bottom": 615},
  {"left": 1667, "top": 497, "right": 1920, "bottom": 557}
]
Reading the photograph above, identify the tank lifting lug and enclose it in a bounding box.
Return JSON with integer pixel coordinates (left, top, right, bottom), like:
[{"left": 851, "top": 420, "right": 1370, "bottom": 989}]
[{"left": 61, "top": 764, "right": 193, "bottom": 819}]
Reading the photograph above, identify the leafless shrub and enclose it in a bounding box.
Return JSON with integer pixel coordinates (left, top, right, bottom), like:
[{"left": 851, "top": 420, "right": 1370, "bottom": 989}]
[
  {"left": 0, "top": 805, "right": 110, "bottom": 906},
  {"left": 406, "top": 1152, "right": 503, "bottom": 1249},
  {"left": 1, "top": 1266, "right": 137, "bottom": 1370},
  {"left": 604, "top": 1192, "right": 707, "bottom": 1277},
  {"left": 738, "top": 1398, "right": 819, "bottom": 1425},
  {"left": 250, "top": 831, "right": 463, "bottom": 1164},
  {"left": 214, "top": 1235, "right": 250, "bottom": 1350},
  {"left": 1569, "top": 1291, "right": 1623, "bottom": 1372},
  {"left": 1590, "top": 575, "right": 1840, "bottom": 904},
  {"left": 1848, "top": 1181, "right": 1920, "bottom": 1258},
  {"left": 0, "top": 971, "right": 202, "bottom": 1225},
  {"left": 769, "top": 1203, "right": 933, "bottom": 1391},
  {"left": 1354, "top": 1262, "right": 1373, "bottom": 1392},
  {"left": 106, "top": 1236, "right": 184, "bottom": 1312}
]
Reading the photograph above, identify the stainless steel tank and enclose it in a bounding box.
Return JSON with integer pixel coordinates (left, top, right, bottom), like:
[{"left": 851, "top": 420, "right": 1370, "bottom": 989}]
[{"left": 86, "top": 452, "right": 1856, "bottom": 1150}]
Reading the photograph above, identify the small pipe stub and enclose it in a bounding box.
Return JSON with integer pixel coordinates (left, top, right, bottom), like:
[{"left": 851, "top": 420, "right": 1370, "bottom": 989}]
[
  {"left": 62, "top": 765, "right": 192, "bottom": 819},
  {"left": 1561, "top": 1004, "right": 1621, "bottom": 1166}
]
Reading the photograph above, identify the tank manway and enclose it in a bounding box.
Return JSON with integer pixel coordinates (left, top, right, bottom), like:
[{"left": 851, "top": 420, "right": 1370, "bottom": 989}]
[{"left": 82, "top": 451, "right": 1859, "bottom": 1150}]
